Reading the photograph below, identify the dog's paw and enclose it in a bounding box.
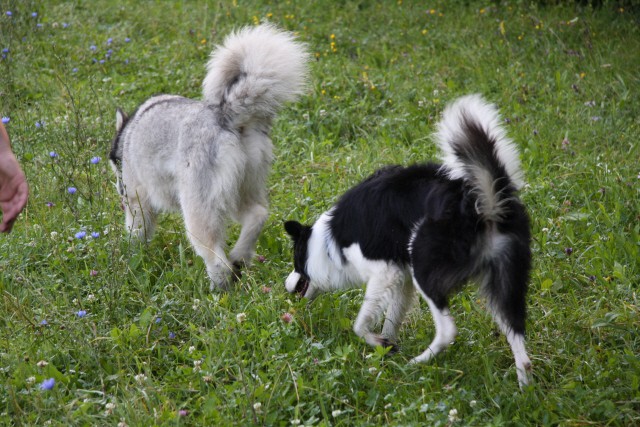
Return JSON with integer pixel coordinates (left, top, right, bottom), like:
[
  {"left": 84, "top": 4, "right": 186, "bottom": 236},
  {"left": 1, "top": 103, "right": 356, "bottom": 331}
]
[
  {"left": 208, "top": 270, "right": 233, "bottom": 292},
  {"left": 376, "top": 337, "right": 399, "bottom": 355},
  {"left": 231, "top": 261, "right": 244, "bottom": 282}
]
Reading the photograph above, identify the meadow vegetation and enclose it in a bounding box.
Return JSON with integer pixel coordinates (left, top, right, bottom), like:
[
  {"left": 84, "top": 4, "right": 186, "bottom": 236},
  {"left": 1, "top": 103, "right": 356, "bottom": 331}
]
[{"left": 0, "top": 0, "right": 638, "bottom": 425}]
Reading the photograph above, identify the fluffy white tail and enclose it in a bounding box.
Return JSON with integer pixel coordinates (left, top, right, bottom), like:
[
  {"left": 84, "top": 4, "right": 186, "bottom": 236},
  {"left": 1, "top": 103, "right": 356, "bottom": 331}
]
[
  {"left": 435, "top": 94, "right": 525, "bottom": 221},
  {"left": 202, "top": 24, "right": 309, "bottom": 127}
]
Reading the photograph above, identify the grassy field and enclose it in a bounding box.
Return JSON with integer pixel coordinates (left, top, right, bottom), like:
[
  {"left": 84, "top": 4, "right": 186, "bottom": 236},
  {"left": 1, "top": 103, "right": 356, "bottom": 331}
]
[{"left": 1, "top": 0, "right": 639, "bottom": 425}]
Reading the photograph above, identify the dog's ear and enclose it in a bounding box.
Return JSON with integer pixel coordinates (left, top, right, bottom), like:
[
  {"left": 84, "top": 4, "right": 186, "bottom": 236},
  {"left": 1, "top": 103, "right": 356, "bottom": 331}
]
[
  {"left": 115, "top": 108, "right": 128, "bottom": 132},
  {"left": 284, "top": 220, "right": 304, "bottom": 240}
]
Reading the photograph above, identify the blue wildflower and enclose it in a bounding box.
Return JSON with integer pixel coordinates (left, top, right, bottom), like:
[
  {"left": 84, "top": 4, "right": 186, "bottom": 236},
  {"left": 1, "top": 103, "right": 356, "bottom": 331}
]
[
  {"left": 76, "top": 310, "right": 87, "bottom": 318},
  {"left": 63, "top": 23, "right": 69, "bottom": 28},
  {"left": 6, "top": 11, "right": 12, "bottom": 17},
  {"left": 40, "top": 319, "right": 48, "bottom": 326},
  {"left": 169, "top": 332, "right": 176, "bottom": 339},
  {"left": 39, "top": 378, "right": 55, "bottom": 390},
  {"left": 99, "top": 59, "right": 105, "bottom": 64},
  {"left": 72, "top": 67, "right": 78, "bottom": 73},
  {"left": 2, "top": 48, "right": 8, "bottom": 54},
  {"left": 1, "top": 117, "right": 9, "bottom": 124},
  {"left": 49, "top": 151, "right": 58, "bottom": 158},
  {"left": 75, "top": 231, "right": 86, "bottom": 239},
  {"left": 125, "top": 37, "right": 131, "bottom": 43},
  {"left": 46, "top": 202, "right": 54, "bottom": 207},
  {"left": 91, "top": 156, "right": 101, "bottom": 164},
  {"left": 36, "top": 23, "right": 42, "bottom": 28},
  {"left": 68, "top": 187, "right": 77, "bottom": 194},
  {"left": 155, "top": 317, "right": 162, "bottom": 324},
  {"left": 32, "top": 12, "right": 37, "bottom": 18},
  {"left": 36, "top": 121, "right": 45, "bottom": 128},
  {"left": 90, "top": 45, "right": 97, "bottom": 51},
  {"left": 107, "top": 37, "right": 113, "bottom": 45},
  {"left": 91, "top": 232, "right": 100, "bottom": 239}
]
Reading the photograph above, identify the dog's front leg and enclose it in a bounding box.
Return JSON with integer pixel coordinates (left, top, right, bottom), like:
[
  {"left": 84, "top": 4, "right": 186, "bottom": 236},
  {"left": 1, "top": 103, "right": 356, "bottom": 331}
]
[
  {"left": 125, "top": 190, "right": 157, "bottom": 242},
  {"left": 381, "top": 277, "right": 415, "bottom": 342},
  {"left": 353, "top": 273, "right": 398, "bottom": 351}
]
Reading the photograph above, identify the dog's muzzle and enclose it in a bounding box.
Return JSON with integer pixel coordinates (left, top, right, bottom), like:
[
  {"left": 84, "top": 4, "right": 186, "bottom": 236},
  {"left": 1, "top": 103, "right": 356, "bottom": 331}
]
[{"left": 285, "top": 271, "right": 310, "bottom": 298}]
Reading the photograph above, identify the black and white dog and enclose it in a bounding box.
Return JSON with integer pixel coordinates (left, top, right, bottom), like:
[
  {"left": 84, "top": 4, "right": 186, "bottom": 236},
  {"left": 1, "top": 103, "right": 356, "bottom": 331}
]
[{"left": 284, "top": 95, "right": 532, "bottom": 386}]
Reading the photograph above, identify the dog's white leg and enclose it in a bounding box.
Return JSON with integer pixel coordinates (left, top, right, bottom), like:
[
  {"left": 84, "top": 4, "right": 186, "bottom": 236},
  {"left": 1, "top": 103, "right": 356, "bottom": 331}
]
[
  {"left": 409, "top": 295, "right": 457, "bottom": 364},
  {"left": 491, "top": 314, "right": 532, "bottom": 388},
  {"left": 229, "top": 202, "right": 268, "bottom": 268},
  {"left": 381, "top": 277, "right": 415, "bottom": 342},
  {"left": 508, "top": 331, "right": 531, "bottom": 388},
  {"left": 353, "top": 268, "right": 400, "bottom": 350},
  {"left": 181, "top": 207, "right": 234, "bottom": 290}
]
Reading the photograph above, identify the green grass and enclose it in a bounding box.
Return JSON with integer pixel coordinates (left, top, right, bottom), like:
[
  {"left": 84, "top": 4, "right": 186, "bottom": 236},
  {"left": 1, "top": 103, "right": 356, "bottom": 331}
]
[{"left": 1, "top": 0, "right": 639, "bottom": 425}]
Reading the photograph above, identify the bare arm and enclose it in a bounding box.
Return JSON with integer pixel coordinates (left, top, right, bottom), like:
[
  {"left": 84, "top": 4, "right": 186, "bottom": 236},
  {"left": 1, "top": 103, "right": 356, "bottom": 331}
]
[{"left": 0, "top": 123, "right": 28, "bottom": 233}]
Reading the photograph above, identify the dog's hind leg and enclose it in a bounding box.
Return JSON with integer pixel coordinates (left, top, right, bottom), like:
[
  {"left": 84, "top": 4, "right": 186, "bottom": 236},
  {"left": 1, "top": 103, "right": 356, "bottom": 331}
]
[
  {"left": 497, "top": 322, "right": 531, "bottom": 388},
  {"left": 187, "top": 228, "right": 233, "bottom": 290},
  {"left": 381, "top": 276, "right": 415, "bottom": 343},
  {"left": 229, "top": 202, "right": 268, "bottom": 271},
  {"left": 181, "top": 205, "right": 234, "bottom": 291},
  {"left": 483, "top": 250, "right": 532, "bottom": 388},
  {"left": 408, "top": 292, "right": 457, "bottom": 364},
  {"left": 407, "top": 225, "right": 465, "bottom": 364}
]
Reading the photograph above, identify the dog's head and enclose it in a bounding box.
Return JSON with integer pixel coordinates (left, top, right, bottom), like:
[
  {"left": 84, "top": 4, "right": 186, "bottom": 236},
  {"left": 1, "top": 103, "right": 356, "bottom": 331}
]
[
  {"left": 110, "top": 108, "right": 128, "bottom": 208},
  {"left": 284, "top": 220, "right": 317, "bottom": 299}
]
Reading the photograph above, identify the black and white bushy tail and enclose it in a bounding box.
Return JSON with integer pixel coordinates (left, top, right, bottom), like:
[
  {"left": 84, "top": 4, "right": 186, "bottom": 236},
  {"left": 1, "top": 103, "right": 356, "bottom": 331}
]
[
  {"left": 436, "top": 94, "right": 524, "bottom": 222},
  {"left": 202, "top": 24, "right": 309, "bottom": 127}
]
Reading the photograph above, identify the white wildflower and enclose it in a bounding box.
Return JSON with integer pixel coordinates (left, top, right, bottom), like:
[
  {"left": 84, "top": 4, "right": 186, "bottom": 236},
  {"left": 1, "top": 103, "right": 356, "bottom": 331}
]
[
  {"left": 134, "top": 374, "right": 147, "bottom": 383},
  {"left": 236, "top": 312, "right": 247, "bottom": 323},
  {"left": 105, "top": 402, "right": 116, "bottom": 415}
]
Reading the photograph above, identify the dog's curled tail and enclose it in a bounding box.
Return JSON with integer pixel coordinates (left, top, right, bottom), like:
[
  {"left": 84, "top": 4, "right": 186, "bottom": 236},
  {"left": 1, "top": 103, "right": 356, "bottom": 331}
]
[
  {"left": 436, "top": 94, "right": 525, "bottom": 222},
  {"left": 202, "top": 24, "right": 309, "bottom": 127}
]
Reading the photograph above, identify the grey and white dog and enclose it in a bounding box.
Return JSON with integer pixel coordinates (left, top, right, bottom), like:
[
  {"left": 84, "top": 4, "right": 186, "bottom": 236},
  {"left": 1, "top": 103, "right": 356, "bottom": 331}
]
[{"left": 109, "top": 24, "right": 308, "bottom": 289}]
